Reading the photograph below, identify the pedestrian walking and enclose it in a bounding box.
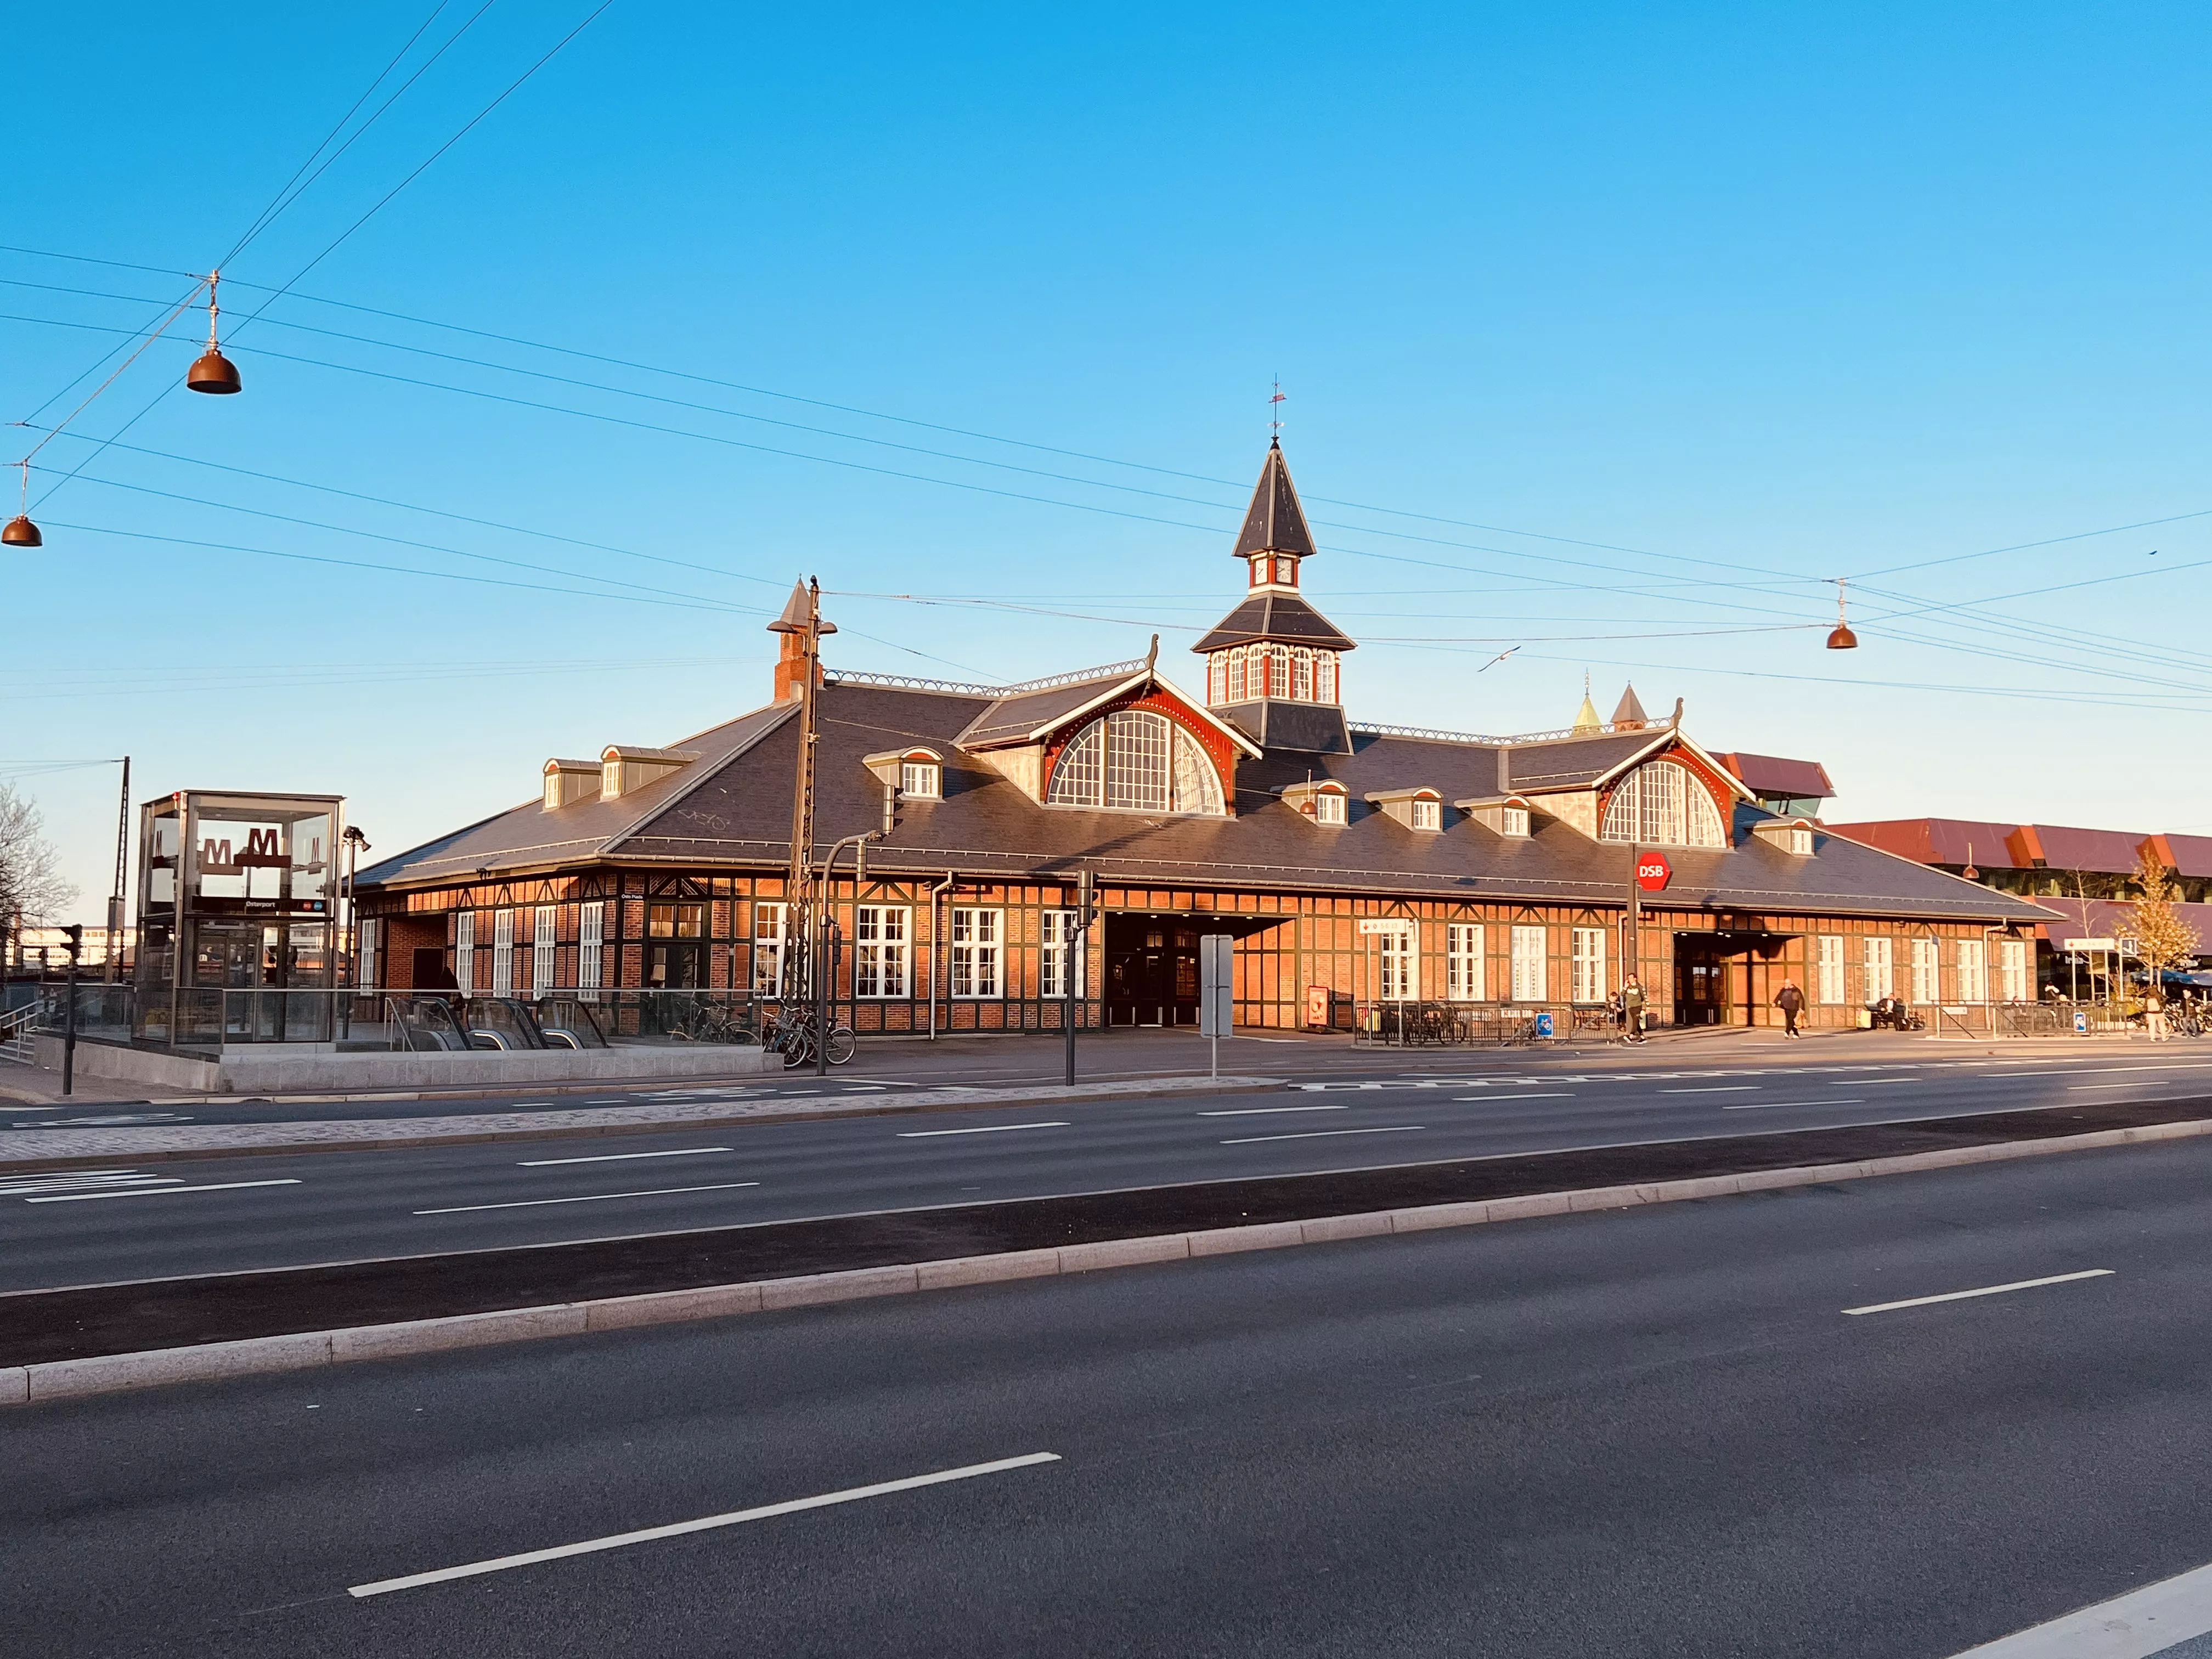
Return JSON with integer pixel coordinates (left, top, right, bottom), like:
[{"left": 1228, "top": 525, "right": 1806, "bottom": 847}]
[
  {"left": 1774, "top": 978, "right": 1805, "bottom": 1039},
  {"left": 2147, "top": 983, "right": 2170, "bottom": 1043},
  {"left": 1620, "top": 974, "right": 1647, "bottom": 1043}
]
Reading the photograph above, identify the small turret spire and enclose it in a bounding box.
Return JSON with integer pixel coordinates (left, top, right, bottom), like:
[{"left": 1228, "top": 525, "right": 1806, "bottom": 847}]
[{"left": 1572, "top": 671, "right": 1601, "bottom": 734}]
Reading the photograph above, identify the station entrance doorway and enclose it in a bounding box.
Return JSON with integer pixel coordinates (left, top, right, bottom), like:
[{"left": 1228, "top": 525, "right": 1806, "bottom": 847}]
[{"left": 1672, "top": 929, "right": 1799, "bottom": 1026}]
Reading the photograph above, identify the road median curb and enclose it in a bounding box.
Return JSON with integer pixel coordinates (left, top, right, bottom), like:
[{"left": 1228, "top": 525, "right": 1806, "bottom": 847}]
[
  {"left": 12, "top": 1113, "right": 2209, "bottom": 1409},
  {"left": 0, "top": 1074, "right": 1288, "bottom": 1175}
]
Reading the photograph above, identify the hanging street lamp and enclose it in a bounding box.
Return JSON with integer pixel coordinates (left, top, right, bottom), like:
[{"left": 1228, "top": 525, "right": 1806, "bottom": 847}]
[
  {"left": 2, "top": 462, "right": 40, "bottom": 548},
  {"left": 185, "top": 270, "right": 241, "bottom": 395},
  {"left": 1825, "top": 578, "right": 1859, "bottom": 650}
]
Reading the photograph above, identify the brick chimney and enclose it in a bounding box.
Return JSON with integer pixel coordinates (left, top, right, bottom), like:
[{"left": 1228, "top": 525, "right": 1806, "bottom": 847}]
[{"left": 773, "top": 628, "right": 815, "bottom": 703}]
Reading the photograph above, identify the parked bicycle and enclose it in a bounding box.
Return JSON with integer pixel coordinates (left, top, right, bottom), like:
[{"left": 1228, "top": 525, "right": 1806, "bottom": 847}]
[{"left": 762, "top": 1002, "right": 855, "bottom": 1068}]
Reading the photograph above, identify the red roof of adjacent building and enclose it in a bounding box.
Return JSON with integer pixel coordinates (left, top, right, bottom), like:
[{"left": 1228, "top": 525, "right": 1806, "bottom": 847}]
[
  {"left": 1715, "top": 752, "right": 1834, "bottom": 800},
  {"left": 1830, "top": 817, "right": 2194, "bottom": 878},
  {"left": 1827, "top": 817, "right": 2023, "bottom": 869}
]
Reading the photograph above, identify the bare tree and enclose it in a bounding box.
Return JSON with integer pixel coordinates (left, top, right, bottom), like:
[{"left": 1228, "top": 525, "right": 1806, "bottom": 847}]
[{"left": 0, "top": 783, "right": 78, "bottom": 928}]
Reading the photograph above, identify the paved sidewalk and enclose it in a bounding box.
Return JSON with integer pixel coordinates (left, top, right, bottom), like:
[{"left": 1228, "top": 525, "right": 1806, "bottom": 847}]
[{"left": 0, "top": 1073, "right": 1288, "bottom": 1172}]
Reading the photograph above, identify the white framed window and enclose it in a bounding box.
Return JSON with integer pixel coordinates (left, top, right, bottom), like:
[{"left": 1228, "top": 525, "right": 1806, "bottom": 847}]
[
  {"left": 1790, "top": 827, "right": 1814, "bottom": 856},
  {"left": 1447, "top": 922, "right": 1485, "bottom": 1001},
  {"left": 1316, "top": 651, "right": 1338, "bottom": 704},
  {"left": 951, "top": 907, "right": 1002, "bottom": 998},
  {"left": 1292, "top": 648, "right": 1313, "bottom": 700},
  {"left": 752, "top": 902, "right": 785, "bottom": 995},
  {"left": 1268, "top": 646, "right": 1290, "bottom": 699},
  {"left": 1047, "top": 711, "right": 1224, "bottom": 815},
  {"left": 1501, "top": 806, "right": 1530, "bottom": 838},
  {"left": 356, "top": 917, "right": 377, "bottom": 990},
  {"left": 1042, "top": 909, "right": 1084, "bottom": 998},
  {"left": 1956, "top": 938, "right": 1985, "bottom": 1003},
  {"left": 455, "top": 911, "right": 475, "bottom": 992},
  {"left": 1510, "top": 925, "right": 1548, "bottom": 1002},
  {"left": 1571, "top": 927, "right": 1607, "bottom": 1004},
  {"left": 855, "top": 905, "right": 909, "bottom": 998},
  {"left": 1816, "top": 935, "right": 1845, "bottom": 1005},
  {"left": 1208, "top": 653, "right": 1227, "bottom": 704},
  {"left": 543, "top": 774, "right": 560, "bottom": 811},
  {"left": 492, "top": 908, "right": 514, "bottom": 996},
  {"left": 1909, "top": 936, "right": 1937, "bottom": 1003},
  {"left": 578, "top": 901, "right": 603, "bottom": 1000},
  {"left": 900, "top": 760, "right": 941, "bottom": 799},
  {"left": 533, "top": 905, "right": 556, "bottom": 998},
  {"left": 1227, "top": 647, "right": 1248, "bottom": 702},
  {"left": 1377, "top": 923, "right": 1414, "bottom": 1001},
  {"left": 1999, "top": 938, "right": 2030, "bottom": 1002},
  {"left": 1600, "top": 760, "right": 1728, "bottom": 848},
  {"left": 1409, "top": 797, "right": 1442, "bottom": 831},
  {"left": 1313, "top": 789, "right": 1347, "bottom": 826},
  {"left": 1863, "top": 936, "right": 1894, "bottom": 1000}
]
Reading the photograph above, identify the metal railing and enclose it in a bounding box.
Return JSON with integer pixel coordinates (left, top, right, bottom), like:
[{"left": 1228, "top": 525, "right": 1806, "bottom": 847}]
[
  {"left": 31, "top": 984, "right": 770, "bottom": 1053},
  {"left": 1351, "top": 1001, "right": 1606, "bottom": 1047}
]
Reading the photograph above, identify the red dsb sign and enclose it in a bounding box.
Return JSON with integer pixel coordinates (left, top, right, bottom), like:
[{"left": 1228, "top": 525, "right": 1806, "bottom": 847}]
[{"left": 1635, "top": 854, "right": 1672, "bottom": 892}]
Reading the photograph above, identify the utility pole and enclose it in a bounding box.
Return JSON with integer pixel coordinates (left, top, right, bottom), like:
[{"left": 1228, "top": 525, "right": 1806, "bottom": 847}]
[
  {"left": 105, "top": 756, "right": 129, "bottom": 983},
  {"left": 769, "top": 579, "right": 831, "bottom": 1036}
]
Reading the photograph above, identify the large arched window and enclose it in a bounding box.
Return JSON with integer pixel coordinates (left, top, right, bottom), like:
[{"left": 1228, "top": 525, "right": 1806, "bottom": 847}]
[
  {"left": 1047, "top": 710, "right": 1224, "bottom": 815},
  {"left": 1600, "top": 759, "right": 1728, "bottom": 847}
]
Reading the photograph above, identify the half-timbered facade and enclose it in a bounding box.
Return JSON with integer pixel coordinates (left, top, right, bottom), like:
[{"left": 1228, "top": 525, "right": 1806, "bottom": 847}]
[{"left": 356, "top": 442, "right": 2052, "bottom": 1032}]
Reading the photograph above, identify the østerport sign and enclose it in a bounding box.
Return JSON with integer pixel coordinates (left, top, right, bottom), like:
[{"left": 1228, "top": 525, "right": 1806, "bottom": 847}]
[{"left": 1635, "top": 854, "right": 1672, "bottom": 892}]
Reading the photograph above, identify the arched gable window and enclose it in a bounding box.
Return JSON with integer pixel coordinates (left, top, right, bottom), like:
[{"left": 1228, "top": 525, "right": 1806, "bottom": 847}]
[
  {"left": 1600, "top": 759, "right": 1727, "bottom": 848},
  {"left": 1047, "top": 710, "right": 1224, "bottom": 815}
]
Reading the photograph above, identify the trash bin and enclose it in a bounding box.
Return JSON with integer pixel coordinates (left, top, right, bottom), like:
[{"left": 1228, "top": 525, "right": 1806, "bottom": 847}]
[{"left": 1855, "top": 1008, "right": 1872, "bottom": 1029}]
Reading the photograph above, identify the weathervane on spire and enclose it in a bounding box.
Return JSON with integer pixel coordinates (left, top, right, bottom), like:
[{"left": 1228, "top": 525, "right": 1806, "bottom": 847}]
[{"left": 1268, "top": 379, "right": 1286, "bottom": 447}]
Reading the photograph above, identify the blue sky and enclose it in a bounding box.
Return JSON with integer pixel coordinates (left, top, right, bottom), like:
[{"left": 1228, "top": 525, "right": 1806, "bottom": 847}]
[{"left": 8, "top": 3, "right": 2210, "bottom": 918}]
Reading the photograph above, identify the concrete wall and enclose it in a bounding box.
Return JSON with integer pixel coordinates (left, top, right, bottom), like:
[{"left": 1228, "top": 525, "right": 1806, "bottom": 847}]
[{"left": 35, "top": 1036, "right": 778, "bottom": 1094}]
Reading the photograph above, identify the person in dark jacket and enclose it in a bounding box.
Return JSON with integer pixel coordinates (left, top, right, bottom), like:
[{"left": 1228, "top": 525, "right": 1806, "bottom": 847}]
[{"left": 1775, "top": 978, "right": 1805, "bottom": 1039}]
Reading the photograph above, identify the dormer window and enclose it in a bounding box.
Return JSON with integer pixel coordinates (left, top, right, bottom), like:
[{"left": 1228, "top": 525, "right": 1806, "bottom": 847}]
[
  {"left": 900, "top": 760, "right": 941, "bottom": 800},
  {"left": 1284, "top": 780, "right": 1349, "bottom": 825},
  {"left": 1502, "top": 806, "right": 1530, "bottom": 838},
  {"left": 1315, "top": 791, "right": 1346, "bottom": 826},
  {"left": 1369, "top": 788, "right": 1444, "bottom": 832},
  {"left": 1791, "top": 826, "right": 1813, "bottom": 856}
]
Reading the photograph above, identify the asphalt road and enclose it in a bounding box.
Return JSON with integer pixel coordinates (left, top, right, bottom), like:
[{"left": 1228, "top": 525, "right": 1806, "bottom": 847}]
[
  {"left": 13, "top": 1136, "right": 2212, "bottom": 1657},
  {"left": 9, "top": 1046, "right": 2212, "bottom": 1293}
]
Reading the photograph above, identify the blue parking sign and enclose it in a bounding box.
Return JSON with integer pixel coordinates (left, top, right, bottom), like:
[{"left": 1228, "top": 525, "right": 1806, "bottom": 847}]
[{"left": 1533, "top": 1011, "right": 1555, "bottom": 1039}]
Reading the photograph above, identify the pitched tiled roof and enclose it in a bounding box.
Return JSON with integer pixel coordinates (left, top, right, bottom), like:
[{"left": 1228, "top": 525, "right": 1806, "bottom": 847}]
[
  {"left": 1501, "top": 731, "right": 1663, "bottom": 792},
  {"left": 358, "top": 682, "right": 2053, "bottom": 924},
  {"left": 955, "top": 670, "right": 1135, "bottom": 750},
  {"left": 2017, "top": 823, "right": 2147, "bottom": 876},
  {"left": 1825, "top": 818, "right": 2021, "bottom": 868},
  {"left": 1192, "top": 592, "right": 1358, "bottom": 652}
]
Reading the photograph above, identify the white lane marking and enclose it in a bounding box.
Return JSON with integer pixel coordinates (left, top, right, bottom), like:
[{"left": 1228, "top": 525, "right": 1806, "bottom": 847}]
[
  {"left": 347, "top": 1452, "right": 1063, "bottom": 1599},
  {"left": 1221, "top": 1125, "right": 1425, "bottom": 1146},
  {"left": 26, "top": 1178, "right": 301, "bottom": 1205},
  {"left": 1942, "top": 1558, "right": 2212, "bottom": 1657},
  {"left": 1724, "top": 1098, "right": 1864, "bottom": 1110},
  {"left": 413, "top": 1182, "right": 759, "bottom": 1216},
  {"left": 1451, "top": 1092, "right": 1575, "bottom": 1102},
  {"left": 1197, "top": 1104, "right": 1350, "bottom": 1117},
  {"left": 2058, "top": 1063, "right": 2212, "bottom": 1076},
  {"left": 2068, "top": 1084, "right": 2137, "bottom": 1091},
  {"left": 1662, "top": 1085, "right": 1758, "bottom": 1094},
  {"left": 1843, "top": 1268, "right": 2113, "bottom": 1317},
  {"left": 517, "top": 1147, "right": 735, "bottom": 1167},
  {"left": 1855, "top": 1077, "right": 1920, "bottom": 1085},
  {"left": 895, "top": 1122, "right": 1069, "bottom": 1138},
  {"left": 0, "top": 1105, "right": 62, "bottom": 1113}
]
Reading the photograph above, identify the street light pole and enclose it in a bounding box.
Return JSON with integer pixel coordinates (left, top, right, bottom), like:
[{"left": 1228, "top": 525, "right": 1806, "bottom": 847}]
[{"left": 815, "top": 832, "right": 879, "bottom": 1077}]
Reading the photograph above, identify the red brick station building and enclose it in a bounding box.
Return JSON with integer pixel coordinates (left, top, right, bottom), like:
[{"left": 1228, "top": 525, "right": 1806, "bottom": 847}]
[{"left": 355, "top": 443, "right": 2052, "bottom": 1034}]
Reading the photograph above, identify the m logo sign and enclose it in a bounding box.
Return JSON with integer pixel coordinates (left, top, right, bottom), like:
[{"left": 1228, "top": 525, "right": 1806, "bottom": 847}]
[{"left": 1635, "top": 854, "right": 1672, "bottom": 892}]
